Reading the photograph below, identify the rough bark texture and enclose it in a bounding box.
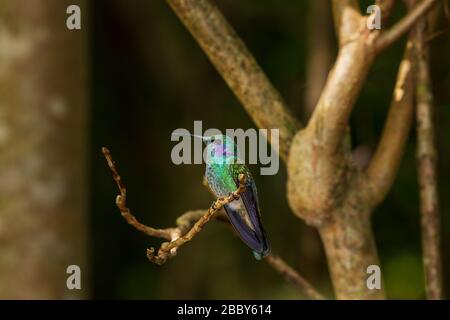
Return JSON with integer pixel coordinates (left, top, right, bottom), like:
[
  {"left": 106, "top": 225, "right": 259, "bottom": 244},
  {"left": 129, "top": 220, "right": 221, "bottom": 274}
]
[
  {"left": 319, "top": 204, "right": 382, "bottom": 299},
  {"left": 0, "top": 0, "right": 88, "bottom": 298},
  {"left": 412, "top": 12, "right": 443, "bottom": 299}
]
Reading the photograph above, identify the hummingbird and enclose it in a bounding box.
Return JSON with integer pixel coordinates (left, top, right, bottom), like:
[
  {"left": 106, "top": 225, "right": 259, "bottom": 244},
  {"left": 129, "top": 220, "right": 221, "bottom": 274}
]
[{"left": 193, "top": 134, "right": 270, "bottom": 260}]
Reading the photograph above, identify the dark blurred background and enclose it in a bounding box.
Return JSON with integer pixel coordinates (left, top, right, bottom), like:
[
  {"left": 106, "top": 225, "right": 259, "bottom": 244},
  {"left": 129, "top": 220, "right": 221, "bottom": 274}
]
[{"left": 0, "top": 0, "right": 448, "bottom": 299}]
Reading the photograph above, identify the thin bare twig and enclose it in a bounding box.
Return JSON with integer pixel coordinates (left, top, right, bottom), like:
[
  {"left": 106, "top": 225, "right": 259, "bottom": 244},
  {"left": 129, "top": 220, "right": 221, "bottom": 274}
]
[
  {"left": 147, "top": 175, "right": 247, "bottom": 265},
  {"left": 175, "top": 210, "right": 326, "bottom": 299},
  {"left": 176, "top": 210, "right": 326, "bottom": 299},
  {"left": 102, "top": 146, "right": 246, "bottom": 265},
  {"left": 102, "top": 147, "right": 325, "bottom": 299},
  {"left": 375, "top": 0, "right": 438, "bottom": 53},
  {"left": 102, "top": 147, "right": 175, "bottom": 241},
  {"left": 264, "top": 254, "right": 325, "bottom": 300}
]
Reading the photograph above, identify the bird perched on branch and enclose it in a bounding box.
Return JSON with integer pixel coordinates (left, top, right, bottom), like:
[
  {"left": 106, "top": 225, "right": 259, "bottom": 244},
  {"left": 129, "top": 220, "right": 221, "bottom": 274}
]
[{"left": 201, "top": 134, "right": 270, "bottom": 260}]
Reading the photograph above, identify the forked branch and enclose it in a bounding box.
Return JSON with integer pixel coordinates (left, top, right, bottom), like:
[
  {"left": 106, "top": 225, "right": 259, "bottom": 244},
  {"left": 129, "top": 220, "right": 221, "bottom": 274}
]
[
  {"left": 147, "top": 175, "right": 247, "bottom": 265},
  {"left": 375, "top": 0, "right": 439, "bottom": 53},
  {"left": 102, "top": 146, "right": 246, "bottom": 265}
]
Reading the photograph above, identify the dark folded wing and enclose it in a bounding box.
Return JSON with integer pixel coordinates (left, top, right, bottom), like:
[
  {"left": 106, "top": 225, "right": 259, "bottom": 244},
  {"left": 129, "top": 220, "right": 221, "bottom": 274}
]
[
  {"left": 224, "top": 203, "right": 264, "bottom": 253},
  {"left": 222, "top": 175, "right": 270, "bottom": 256},
  {"left": 238, "top": 180, "right": 270, "bottom": 255}
]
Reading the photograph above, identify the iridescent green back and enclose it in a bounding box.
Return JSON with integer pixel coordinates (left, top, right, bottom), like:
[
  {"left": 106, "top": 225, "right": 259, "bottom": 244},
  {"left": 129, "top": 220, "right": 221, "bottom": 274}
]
[{"left": 206, "top": 163, "right": 254, "bottom": 198}]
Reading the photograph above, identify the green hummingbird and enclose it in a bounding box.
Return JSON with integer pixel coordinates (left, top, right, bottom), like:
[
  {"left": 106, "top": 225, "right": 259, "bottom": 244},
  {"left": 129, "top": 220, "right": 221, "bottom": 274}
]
[{"left": 198, "top": 134, "right": 270, "bottom": 260}]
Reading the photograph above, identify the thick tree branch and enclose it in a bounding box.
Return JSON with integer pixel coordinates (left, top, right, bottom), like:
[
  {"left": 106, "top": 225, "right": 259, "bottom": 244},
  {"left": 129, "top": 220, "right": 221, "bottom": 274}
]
[
  {"left": 307, "top": 39, "right": 374, "bottom": 156},
  {"left": 102, "top": 147, "right": 324, "bottom": 299},
  {"left": 304, "top": 0, "right": 435, "bottom": 179},
  {"left": 165, "top": 0, "right": 301, "bottom": 161},
  {"left": 412, "top": 16, "right": 443, "bottom": 300},
  {"left": 375, "top": 0, "right": 438, "bottom": 53},
  {"left": 365, "top": 41, "right": 415, "bottom": 205},
  {"left": 332, "top": 0, "right": 362, "bottom": 46}
]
